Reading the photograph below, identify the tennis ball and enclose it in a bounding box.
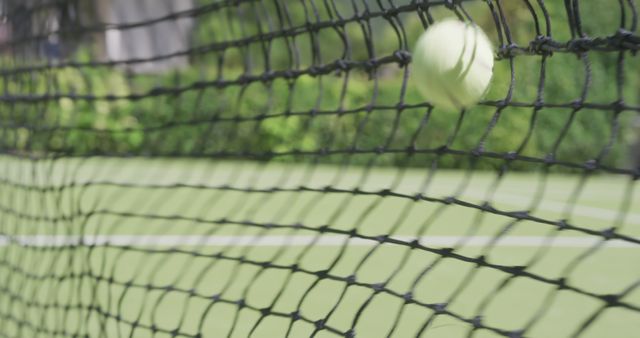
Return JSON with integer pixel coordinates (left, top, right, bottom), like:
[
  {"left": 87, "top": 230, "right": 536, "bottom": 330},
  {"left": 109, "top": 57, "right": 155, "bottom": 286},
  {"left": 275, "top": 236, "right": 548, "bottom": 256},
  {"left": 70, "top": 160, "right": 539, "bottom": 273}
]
[{"left": 412, "top": 19, "right": 494, "bottom": 111}]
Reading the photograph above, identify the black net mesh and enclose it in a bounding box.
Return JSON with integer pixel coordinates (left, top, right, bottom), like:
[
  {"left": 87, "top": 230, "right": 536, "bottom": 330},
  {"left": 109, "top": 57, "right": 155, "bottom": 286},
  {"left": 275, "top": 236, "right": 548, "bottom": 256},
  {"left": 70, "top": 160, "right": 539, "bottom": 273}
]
[{"left": 0, "top": 0, "right": 639, "bottom": 337}]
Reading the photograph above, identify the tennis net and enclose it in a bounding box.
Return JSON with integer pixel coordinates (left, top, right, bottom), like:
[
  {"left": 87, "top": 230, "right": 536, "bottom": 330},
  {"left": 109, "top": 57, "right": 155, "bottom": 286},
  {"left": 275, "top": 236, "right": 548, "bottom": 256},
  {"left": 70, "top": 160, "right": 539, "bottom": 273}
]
[{"left": 0, "top": 0, "right": 639, "bottom": 337}]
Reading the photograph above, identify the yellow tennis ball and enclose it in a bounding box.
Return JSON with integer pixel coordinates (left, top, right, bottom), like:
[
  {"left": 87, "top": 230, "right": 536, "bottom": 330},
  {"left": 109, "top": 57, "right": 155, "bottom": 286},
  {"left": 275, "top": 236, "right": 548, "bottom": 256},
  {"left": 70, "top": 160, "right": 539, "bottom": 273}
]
[{"left": 412, "top": 19, "right": 494, "bottom": 111}]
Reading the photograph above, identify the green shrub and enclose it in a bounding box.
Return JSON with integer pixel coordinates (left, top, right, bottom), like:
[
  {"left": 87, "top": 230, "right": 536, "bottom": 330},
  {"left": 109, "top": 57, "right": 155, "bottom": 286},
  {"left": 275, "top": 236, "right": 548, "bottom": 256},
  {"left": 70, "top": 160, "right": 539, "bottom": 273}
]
[{"left": 1, "top": 1, "right": 636, "bottom": 172}]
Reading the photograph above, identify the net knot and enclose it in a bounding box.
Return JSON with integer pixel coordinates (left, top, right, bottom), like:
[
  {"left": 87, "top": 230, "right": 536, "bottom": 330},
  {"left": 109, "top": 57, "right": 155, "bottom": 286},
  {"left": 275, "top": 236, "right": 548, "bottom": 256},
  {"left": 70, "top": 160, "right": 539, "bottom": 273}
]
[
  {"left": 512, "top": 211, "right": 529, "bottom": 220},
  {"left": 471, "top": 147, "right": 484, "bottom": 157},
  {"left": 602, "top": 294, "right": 620, "bottom": 307},
  {"left": 544, "top": 153, "right": 556, "bottom": 165},
  {"left": 193, "top": 80, "right": 207, "bottom": 90},
  {"left": 308, "top": 66, "right": 320, "bottom": 76},
  {"left": 494, "top": 100, "right": 509, "bottom": 109},
  {"left": 472, "top": 315, "right": 483, "bottom": 329},
  {"left": 443, "top": 0, "right": 459, "bottom": 10},
  {"left": 583, "top": 159, "right": 598, "bottom": 171},
  {"left": 497, "top": 43, "right": 519, "bottom": 59},
  {"left": 509, "top": 330, "right": 525, "bottom": 338},
  {"left": 433, "top": 303, "right": 447, "bottom": 313},
  {"left": 507, "top": 265, "right": 527, "bottom": 276},
  {"left": 372, "top": 282, "right": 386, "bottom": 292},
  {"left": 237, "top": 75, "right": 251, "bottom": 85},
  {"left": 305, "top": 21, "right": 318, "bottom": 33},
  {"left": 375, "top": 235, "right": 389, "bottom": 243},
  {"left": 403, "top": 292, "right": 414, "bottom": 303},
  {"left": 417, "top": 0, "right": 430, "bottom": 11},
  {"left": 346, "top": 274, "right": 357, "bottom": 284},
  {"left": 335, "top": 59, "right": 349, "bottom": 71},
  {"left": 316, "top": 269, "right": 329, "bottom": 278},
  {"left": 612, "top": 99, "right": 626, "bottom": 112},
  {"left": 438, "top": 247, "right": 455, "bottom": 257},
  {"left": 557, "top": 277, "right": 568, "bottom": 290},
  {"left": 364, "top": 60, "right": 377, "bottom": 71},
  {"left": 481, "top": 201, "right": 494, "bottom": 212},
  {"left": 260, "top": 71, "right": 274, "bottom": 82},
  {"left": 504, "top": 151, "right": 518, "bottom": 161},
  {"left": 283, "top": 70, "right": 295, "bottom": 79},
  {"left": 557, "top": 219, "right": 569, "bottom": 230},
  {"left": 393, "top": 50, "right": 411, "bottom": 66},
  {"left": 406, "top": 144, "right": 416, "bottom": 154},
  {"left": 345, "top": 329, "right": 356, "bottom": 338},
  {"left": 613, "top": 29, "right": 635, "bottom": 54},
  {"left": 382, "top": 8, "right": 398, "bottom": 19},
  {"left": 601, "top": 227, "right": 615, "bottom": 240},
  {"left": 436, "top": 145, "right": 449, "bottom": 155},
  {"left": 347, "top": 228, "right": 357, "bottom": 238},
  {"left": 533, "top": 99, "right": 544, "bottom": 110},
  {"left": 567, "top": 37, "right": 591, "bottom": 54},
  {"left": 529, "top": 35, "right": 553, "bottom": 56},
  {"left": 409, "top": 239, "right": 420, "bottom": 248}
]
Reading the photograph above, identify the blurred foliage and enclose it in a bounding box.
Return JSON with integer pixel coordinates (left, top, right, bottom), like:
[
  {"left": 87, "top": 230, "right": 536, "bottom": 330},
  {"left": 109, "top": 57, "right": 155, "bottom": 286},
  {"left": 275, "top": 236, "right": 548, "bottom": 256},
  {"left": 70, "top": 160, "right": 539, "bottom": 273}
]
[{"left": 1, "top": 0, "right": 638, "bottom": 171}]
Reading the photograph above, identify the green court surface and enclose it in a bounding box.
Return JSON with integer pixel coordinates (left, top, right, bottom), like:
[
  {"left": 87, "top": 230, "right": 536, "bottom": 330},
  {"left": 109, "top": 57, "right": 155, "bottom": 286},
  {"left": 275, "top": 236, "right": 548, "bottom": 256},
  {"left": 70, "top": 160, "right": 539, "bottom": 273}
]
[{"left": 1, "top": 157, "right": 639, "bottom": 337}]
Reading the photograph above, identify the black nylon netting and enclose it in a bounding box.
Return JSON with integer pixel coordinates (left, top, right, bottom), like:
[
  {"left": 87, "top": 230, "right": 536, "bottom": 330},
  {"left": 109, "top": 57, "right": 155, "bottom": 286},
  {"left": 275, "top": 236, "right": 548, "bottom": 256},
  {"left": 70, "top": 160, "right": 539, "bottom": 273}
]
[{"left": 0, "top": 0, "right": 639, "bottom": 337}]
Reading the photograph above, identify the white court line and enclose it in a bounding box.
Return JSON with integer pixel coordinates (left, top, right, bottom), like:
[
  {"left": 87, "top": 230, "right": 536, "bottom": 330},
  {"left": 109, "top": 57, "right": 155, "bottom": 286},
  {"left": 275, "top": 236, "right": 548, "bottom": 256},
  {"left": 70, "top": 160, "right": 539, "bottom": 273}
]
[
  {"left": 0, "top": 235, "right": 636, "bottom": 248},
  {"left": 463, "top": 192, "right": 640, "bottom": 225}
]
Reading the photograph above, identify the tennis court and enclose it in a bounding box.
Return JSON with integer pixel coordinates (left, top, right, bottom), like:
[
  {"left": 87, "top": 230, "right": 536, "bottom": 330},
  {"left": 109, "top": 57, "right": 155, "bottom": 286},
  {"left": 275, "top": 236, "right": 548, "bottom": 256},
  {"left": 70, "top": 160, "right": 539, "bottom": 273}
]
[
  {"left": 1, "top": 157, "right": 638, "bottom": 337},
  {"left": 1, "top": 0, "right": 640, "bottom": 337}
]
